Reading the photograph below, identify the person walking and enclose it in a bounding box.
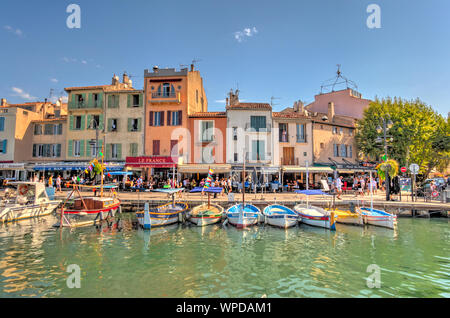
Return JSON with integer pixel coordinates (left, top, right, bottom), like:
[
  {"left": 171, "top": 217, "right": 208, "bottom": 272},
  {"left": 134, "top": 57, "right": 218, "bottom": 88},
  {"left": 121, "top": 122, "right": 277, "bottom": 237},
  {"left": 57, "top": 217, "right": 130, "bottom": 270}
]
[
  {"left": 56, "top": 175, "right": 62, "bottom": 193},
  {"left": 48, "top": 175, "right": 53, "bottom": 188},
  {"left": 353, "top": 176, "right": 359, "bottom": 197},
  {"left": 335, "top": 176, "right": 343, "bottom": 200}
]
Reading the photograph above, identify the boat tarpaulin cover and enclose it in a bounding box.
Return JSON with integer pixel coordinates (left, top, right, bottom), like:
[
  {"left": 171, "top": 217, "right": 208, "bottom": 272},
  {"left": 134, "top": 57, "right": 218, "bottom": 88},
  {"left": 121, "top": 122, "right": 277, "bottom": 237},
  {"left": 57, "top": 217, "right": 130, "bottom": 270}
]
[
  {"left": 190, "top": 187, "right": 223, "bottom": 193},
  {"left": 295, "top": 190, "right": 329, "bottom": 195},
  {"left": 152, "top": 188, "right": 185, "bottom": 194}
]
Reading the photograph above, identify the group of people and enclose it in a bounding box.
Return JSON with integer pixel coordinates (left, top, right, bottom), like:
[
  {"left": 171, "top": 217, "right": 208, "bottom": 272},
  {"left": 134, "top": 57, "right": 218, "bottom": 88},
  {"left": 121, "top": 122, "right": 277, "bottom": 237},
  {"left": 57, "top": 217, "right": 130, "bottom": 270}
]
[
  {"left": 30, "top": 174, "right": 63, "bottom": 193},
  {"left": 333, "top": 175, "right": 378, "bottom": 200}
]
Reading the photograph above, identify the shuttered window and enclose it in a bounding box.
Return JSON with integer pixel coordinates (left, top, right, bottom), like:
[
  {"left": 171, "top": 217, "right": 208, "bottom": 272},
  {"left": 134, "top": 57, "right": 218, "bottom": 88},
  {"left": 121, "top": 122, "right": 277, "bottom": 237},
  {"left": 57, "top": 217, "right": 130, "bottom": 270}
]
[
  {"left": 0, "top": 117, "right": 5, "bottom": 131},
  {"left": 153, "top": 140, "right": 160, "bottom": 155},
  {"left": 250, "top": 116, "right": 266, "bottom": 131}
]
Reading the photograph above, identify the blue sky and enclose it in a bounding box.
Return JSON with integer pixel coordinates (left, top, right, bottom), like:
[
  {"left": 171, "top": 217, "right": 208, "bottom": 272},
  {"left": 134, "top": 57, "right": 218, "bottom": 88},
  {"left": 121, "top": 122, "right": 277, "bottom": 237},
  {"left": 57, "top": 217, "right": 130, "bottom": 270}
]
[{"left": 1, "top": 0, "right": 449, "bottom": 116}]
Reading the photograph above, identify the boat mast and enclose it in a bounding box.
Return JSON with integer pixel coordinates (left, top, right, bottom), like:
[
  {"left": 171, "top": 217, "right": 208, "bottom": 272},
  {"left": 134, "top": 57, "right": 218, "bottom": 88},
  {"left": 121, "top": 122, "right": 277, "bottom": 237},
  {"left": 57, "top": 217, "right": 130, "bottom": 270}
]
[
  {"left": 208, "top": 165, "right": 211, "bottom": 209},
  {"left": 242, "top": 152, "right": 245, "bottom": 208},
  {"left": 306, "top": 160, "right": 309, "bottom": 208},
  {"left": 101, "top": 144, "right": 104, "bottom": 198},
  {"left": 369, "top": 170, "right": 374, "bottom": 212}
]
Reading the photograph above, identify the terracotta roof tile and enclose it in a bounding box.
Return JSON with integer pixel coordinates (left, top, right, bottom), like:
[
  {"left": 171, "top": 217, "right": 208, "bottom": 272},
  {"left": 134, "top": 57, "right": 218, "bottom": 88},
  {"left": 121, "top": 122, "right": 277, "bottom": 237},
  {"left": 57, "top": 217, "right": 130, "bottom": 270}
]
[
  {"left": 64, "top": 84, "right": 135, "bottom": 92},
  {"left": 189, "top": 112, "right": 226, "bottom": 118},
  {"left": 272, "top": 111, "right": 308, "bottom": 118},
  {"left": 226, "top": 102, "right": 271, "bottom": 110}
]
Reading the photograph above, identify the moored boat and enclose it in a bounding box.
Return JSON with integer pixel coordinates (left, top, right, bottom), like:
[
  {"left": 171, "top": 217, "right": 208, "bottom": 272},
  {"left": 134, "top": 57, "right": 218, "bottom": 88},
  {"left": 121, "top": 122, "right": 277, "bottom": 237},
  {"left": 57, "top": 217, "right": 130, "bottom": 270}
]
[
  {"left": 226, "top": 203, "right": 261, "bottom": 228},
  {"left": 0, "top": 182, "right": 60, "bottom": 223},
  {"left": 360, "top": 207, "right": 397, "bottom": 229},
  {"left": 263, "top": 204, "right": 298, "bottom": 228},
  {"left": 188, "top": 186, "right": 224, "bottom": 227},
  {"left": 328, "top": 205, "right": 364, "bottom": 226},
  {"left": 294, "top": 189, "right": 336, "bottom": 230},
  {"left": 136, "top": 188, "right": 188, "bottom": 228}
]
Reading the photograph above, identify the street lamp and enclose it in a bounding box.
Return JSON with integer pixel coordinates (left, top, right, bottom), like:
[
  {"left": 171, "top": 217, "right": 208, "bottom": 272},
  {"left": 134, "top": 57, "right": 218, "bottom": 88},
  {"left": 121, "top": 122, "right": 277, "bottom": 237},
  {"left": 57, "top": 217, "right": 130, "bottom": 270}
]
[{"left": 376, "top": 116, "right": 393, "bottom": 201}]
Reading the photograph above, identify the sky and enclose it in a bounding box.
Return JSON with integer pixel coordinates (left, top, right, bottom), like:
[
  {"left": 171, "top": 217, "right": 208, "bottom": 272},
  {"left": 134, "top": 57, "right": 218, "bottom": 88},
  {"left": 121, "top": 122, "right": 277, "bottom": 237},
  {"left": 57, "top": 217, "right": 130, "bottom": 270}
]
[{"left": 0, "top": 0, "right": 449, "bottom": 116}]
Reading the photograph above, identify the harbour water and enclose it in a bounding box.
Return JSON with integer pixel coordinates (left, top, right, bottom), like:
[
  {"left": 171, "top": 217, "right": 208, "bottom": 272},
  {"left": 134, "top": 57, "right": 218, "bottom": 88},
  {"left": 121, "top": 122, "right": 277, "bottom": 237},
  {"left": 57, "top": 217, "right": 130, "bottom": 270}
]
[{"left": 0, "top": 214, "right": 448, "bottom": 298}]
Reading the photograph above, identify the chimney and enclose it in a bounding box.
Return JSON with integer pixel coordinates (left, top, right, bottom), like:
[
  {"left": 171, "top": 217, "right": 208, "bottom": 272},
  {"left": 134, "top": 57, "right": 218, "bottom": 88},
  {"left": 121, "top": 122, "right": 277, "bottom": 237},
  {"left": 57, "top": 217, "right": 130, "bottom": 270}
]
[
  {"left": 123, "top": 73, "right": 130, "bottom": 85},
  {"left": 112, "top": 74, "right": 119, "bottom": 85},
  {"left": 293, "top": 101, "right": 298, "bottom": 112},
  {"left": 226, "top": 97, "right": 229, "bottom": 107},
  {"left": 328, "top": 102, "right": 335, "bottom": 122},
  {"left": 298, "top": 100, "right": 304, "bottom": 113},
  {"left": 0, "top": 98, "right": 6, "bottom": 106},
  {"left": 153, "top": 66, "right": 159, "bottom": 73},
  {"left": 229, "top": 89, "right": 239, "bottom": 106},
  {"left": 190, "top": 64, "right": 194, "bottom": 71}
]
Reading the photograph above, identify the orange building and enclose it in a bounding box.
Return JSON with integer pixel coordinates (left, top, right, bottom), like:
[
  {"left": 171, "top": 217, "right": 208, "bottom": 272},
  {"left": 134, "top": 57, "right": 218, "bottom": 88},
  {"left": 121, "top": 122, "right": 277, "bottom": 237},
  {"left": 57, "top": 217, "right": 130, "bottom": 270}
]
[{"left": 138, "top": 65, "right": 208, "bottom": 180}]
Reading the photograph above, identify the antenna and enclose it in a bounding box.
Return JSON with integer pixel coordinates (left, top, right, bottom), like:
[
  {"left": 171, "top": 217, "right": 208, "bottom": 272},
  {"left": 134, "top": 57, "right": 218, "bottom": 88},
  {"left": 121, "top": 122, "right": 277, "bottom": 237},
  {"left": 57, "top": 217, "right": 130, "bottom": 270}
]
[
  {"left": 320, "top": 64, "right": 358, "bottom": 94},
  {"left": 270, "top": 96, "right": 281, "bottom": 107},
  {"left": 191, "top": 58, "right": 202, "bottom": 68}
]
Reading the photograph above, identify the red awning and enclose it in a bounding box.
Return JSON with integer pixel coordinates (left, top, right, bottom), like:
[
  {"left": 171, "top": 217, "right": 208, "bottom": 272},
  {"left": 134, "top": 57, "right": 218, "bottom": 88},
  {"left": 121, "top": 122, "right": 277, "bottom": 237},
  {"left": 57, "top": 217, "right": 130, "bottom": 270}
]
[{"left": 125, "top": 156, "right": 176, "bottom": 168}]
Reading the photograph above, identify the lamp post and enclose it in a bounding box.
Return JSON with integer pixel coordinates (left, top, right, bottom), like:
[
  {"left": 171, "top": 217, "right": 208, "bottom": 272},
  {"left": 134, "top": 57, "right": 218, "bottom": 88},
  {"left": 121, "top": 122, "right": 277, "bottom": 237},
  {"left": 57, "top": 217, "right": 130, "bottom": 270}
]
[{"left": 376, "top": 117, "right": 393, "bottom": 201}]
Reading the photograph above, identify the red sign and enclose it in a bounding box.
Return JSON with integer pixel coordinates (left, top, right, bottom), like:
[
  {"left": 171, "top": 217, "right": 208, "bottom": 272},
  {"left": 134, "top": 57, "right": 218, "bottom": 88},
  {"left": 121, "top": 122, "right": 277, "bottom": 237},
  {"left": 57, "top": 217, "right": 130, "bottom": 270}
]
[
  {"left": 401, "top": 167, "right": 407, "bottom": 173},
  {"left": 125, "top": 156, "right": 176, "bottom": 168}
]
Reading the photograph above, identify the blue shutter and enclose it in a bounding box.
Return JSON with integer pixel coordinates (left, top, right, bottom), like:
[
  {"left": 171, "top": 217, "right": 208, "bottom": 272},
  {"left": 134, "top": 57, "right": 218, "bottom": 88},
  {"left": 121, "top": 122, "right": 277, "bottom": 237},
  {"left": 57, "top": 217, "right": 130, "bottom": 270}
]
[{"left": 0, "top": 117, "right": 4, "bottom": 131}]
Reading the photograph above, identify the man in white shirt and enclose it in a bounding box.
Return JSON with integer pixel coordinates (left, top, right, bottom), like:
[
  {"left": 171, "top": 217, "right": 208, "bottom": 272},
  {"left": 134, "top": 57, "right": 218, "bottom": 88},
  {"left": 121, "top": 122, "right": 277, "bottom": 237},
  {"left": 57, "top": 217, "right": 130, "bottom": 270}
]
[{"left": 335, "top": 176, "right": 343, "bottom": 199}]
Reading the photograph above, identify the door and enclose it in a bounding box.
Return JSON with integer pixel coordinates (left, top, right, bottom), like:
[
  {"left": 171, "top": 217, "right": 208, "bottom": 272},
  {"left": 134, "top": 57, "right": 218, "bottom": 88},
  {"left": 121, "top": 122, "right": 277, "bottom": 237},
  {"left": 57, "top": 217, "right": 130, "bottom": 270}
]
[{"left": 283, "top": 147, "right": 294, "bottom": 165}]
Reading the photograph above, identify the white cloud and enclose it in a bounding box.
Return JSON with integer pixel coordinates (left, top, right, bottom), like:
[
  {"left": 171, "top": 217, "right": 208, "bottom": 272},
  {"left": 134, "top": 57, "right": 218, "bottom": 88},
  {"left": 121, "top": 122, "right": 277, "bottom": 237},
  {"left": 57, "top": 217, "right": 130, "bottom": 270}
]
[
  {"left": 81, "top": 60, "right": 87, "bottom": 65},
  {"left": 215, "top": 99, "right": 226, "bottom": 104},
  {"left": 50, "top": 78, "right": 58, "bottom": 83},
  {"left": 234, "top": 27, "right": 258, "bottom": 42},
  {"left": 11, "top": 87, "right": 36, "bottom": 100},
  {"left": 49, "top": 95, "right": 68, "bottom": 104},
  {"left": 4, "top": 25, "right": 23, "bottom": 37}
]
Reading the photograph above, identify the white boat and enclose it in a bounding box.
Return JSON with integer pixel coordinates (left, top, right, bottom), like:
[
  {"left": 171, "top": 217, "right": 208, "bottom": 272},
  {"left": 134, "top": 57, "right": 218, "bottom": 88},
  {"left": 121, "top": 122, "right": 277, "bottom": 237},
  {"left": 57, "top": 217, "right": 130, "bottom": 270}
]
[
  {"left": 0, "top": 182, "right": 60, "bottom": 223},
  {"left": 188, "top": 186, "right": 224, "bottom": 227},
  {"left": 360, "top": 207, "right": 397, "bottom": 229},
  {"left": 294, "top": 203, "right": 336, "bottom": 230},
  {"left": 226, "top": 203, "right": 261, "bottom": 228},
  {"left": 263, "top": 204, "right": 298, "bottom": 228}
]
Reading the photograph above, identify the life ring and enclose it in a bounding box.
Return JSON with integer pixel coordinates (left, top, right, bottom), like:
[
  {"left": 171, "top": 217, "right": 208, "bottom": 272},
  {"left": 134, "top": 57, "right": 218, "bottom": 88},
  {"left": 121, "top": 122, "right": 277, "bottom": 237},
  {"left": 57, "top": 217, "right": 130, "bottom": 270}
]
[
  {"left": 431, "top": 191, "right": 439, "bottom": 198},
  {"left": 19, "top": 184, "right": 29, "bottom": 195}
]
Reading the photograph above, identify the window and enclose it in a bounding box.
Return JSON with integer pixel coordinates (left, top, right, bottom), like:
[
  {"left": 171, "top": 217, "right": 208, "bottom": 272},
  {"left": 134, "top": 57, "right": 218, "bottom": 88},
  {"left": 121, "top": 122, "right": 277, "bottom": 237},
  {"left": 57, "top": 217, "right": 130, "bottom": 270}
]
[
  {"left": 90, "top": 115, "right": 100, "bottom": 129},
  {"left": 234, "top": 153, "right": 238, "bottom": 162},
  {"left": 170, "top": 140, "right": 178, "bottom": 157},
  {"left": 0, "top": 117, "right": 5, "bottom": 131},
  {"left": 76, "top": 94, "right": 84, "bottom": 107},
  {"left": 111, "top": 144, "right": 118, "bottom": 159},
  {"left": 304, "top": 152, "right": 307, "bottom": 157},
  {"left": 110, "top": 119, "right": 118, "bottom": 132},
  {"left": 73, "top": 140, "right": 81, "bottom": 157},
  {"left": 129, "top": 143, "right": 138, "bottom": 156},
  {"left": 108, "top": 95, "right": 119, "bottom": 108},
  {"left": 130, "top": 118, "right": 139, "bottom": 131},
  {"left": 332, "top": 127, "right": 338, "bottom": 134},
  {"left": 44, "top": 124, "right": 53, "bottom": 135},
  {"left": 348, "top": 145, "right": 353, "bottom": 158},
  {"left": 93, "top": 93, "right": 99, "bottom": 107},
  {"left": 250, "top": 116, "right": 266, "bottom": 132},
  {"left": 34, "top": 124, "right": 42, "bottom": 135},
  {"left": 89, "top": 142, "right": 97, "bottom": 157},
  {"left": 153, "top": 140, "right": 160, "bottom": 155},
  {"left": 167, "top": 110, "right": 182, "bottom": 126},
  {"left": 279, "top": 123, "right": 288, "bottom": 142},
  {"left": 150, "top": 111, "right": 164, "bottom": 126},
  {"left": 320, "top": 142, "right": 324, "bottom": 149},
  {"left": 233, "top": 127, "right": 238, "bottom": 140},
  {"left": 349, "top": 128, "right": 354, "bottom": 136},
  {"left": 296, "top": 124, "right": 306, "bottom": 142},
  {"left": 200, "top": 121, "right": 214, "bottom": 142},
  {"left": 54, "top": 124, "right": 63, "bottom": 135},
  {"left": 340, "top": 127, "right": 343, "bottom": 135},
  {"left": 252, "top": 140, "right": 265, "bottom": 161},
  {"left": 0, "top": 140, "right": 7, "bottom": 154},
  {"left": 341, "top": 144, "right": 347, "bottom": 157},
  {"left": 75, "top": 116, "right": 82, "bottom": 130},
  {"left": 333, "top": 144, "right": 339, "bottom": 157},
  {"left": 162, "top": 83, "right": 171, "bottom": 97},
  {"left": 132, "top": 94, "right": 140, "bottom": 107}
]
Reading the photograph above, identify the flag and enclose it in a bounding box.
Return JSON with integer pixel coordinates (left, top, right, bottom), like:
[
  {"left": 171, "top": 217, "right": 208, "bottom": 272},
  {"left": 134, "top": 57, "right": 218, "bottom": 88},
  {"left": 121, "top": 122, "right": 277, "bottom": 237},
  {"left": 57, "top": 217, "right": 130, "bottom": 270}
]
[{"left": 204, "top": 168, "right": 214, "bottom": 188}]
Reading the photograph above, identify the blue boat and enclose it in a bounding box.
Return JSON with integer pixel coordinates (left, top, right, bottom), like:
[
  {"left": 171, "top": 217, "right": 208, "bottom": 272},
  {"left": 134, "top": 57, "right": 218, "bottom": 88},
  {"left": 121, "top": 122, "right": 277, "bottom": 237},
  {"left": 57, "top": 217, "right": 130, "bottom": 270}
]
[
  {"left": 263, "top": 205, "right": 298, "bottom": 228},
  {"left": 226, "top": 203, "right": 261, "bottom": 229},
  {"left": 359, "top": 207, "right": 397, "bottom": 229}
]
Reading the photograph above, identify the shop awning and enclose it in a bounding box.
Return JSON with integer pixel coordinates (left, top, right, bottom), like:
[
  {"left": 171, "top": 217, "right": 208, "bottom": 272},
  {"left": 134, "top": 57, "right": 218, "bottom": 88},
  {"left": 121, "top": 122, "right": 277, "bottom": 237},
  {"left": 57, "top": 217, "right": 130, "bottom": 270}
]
[
  {"left": 178, "top": 164, "right": 231, "bottom": 173},
  {"left": 282, "top": 166, "right": 334, "bottom": 173},
  {"left": 32, "top": 162, "right": 124, "bottom": 171},
  {"left": 125, "top": 156, "right": 176, "bottom": 168},
  {"left": 231, "top": 165, "right": 280, "bottom": 173},
  {"left": 0, "top": 163, "right": 25, "bottom": 170}
]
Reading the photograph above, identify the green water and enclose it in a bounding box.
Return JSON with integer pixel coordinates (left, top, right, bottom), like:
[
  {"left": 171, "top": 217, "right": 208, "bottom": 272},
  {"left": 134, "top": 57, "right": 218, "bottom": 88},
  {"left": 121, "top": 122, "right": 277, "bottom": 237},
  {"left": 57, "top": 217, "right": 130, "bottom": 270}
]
[{"left": 0, "top": 214, "right": 448, "bottom": 298}]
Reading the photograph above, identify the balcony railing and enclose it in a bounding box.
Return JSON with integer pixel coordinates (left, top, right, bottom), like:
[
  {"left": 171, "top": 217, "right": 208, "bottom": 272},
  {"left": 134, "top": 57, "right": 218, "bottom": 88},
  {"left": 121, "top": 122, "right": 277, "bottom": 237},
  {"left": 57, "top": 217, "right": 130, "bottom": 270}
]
[
  {"left": 152, "top": 91, "right": 177, "bottom": 98},
  {"left": 69, "top": 101, "right": 102, "bottom": 109}
]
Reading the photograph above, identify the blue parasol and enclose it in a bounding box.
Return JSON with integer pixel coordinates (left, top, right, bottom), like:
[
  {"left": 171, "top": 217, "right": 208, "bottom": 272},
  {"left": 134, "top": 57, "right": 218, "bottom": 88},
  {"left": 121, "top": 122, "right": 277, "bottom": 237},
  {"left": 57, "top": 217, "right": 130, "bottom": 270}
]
[
  {"left": 190, "top": 187, "right": 223, "bottom": 193},
  {"left": 295, "top": 190, "right": 329, "bottom": 195}
]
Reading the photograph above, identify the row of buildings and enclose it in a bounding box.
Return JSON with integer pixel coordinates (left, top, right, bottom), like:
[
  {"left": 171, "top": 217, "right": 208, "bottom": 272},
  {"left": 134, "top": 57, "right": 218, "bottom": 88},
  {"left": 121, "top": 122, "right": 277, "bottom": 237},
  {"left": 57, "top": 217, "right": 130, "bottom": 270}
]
[{"left": 0, "top": 64, "right": 375, "bottom": 187}]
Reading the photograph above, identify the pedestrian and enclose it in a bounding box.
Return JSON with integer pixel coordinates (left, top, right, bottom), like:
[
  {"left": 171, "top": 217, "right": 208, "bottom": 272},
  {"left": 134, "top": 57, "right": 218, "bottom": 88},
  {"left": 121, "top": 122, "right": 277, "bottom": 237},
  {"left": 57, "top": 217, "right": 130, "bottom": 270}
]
[
  {"left": 353, "top": 176, "right": 359, "bottom": 197},
  {"left": 48, "top": 175, "right": 53, "bottom": 188},
  {"left": 335, "top": 176, "right": 343, "bottom": 200},
  {"left": 56, "top": 175, "right": 62, "bottom": 193}
]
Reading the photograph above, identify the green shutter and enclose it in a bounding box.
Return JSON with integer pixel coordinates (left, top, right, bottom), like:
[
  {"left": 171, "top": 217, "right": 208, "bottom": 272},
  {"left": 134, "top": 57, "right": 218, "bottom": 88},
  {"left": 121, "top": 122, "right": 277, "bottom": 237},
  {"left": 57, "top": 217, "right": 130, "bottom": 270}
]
[
  {"left": 127, "top": 95, "right": 131, "bottom": 108},
  {"left": 139, "top": 94, "right": 143, "bottom": 107},
  {"left": 86, "top": 141, "right": 91, "bottom": 157},
  {"left": 108, "top": 95, "right": 113, "bottom": 108},
  {"left": 80, "top": 140, "right": 85, "bottom": 157},
  {"left": 80, "top": 115, "right": 85, "bottom": 130},
  {"left": 69, "top": 115, "right": 74, "bottom": 130},
  {"left": 115, "top": 95, "right": 119, "bottom": 107},
  {"left": 108, "top": 118, "right": 112, "bottom": 132},
  {"left": 137, "top": 118, "right": 142, "bottom": 132},
  {"left": 99, "top": 114, "right": 104, "bottom": 130},
  {"left": 106, "top": 144, "right": 111, "bottom": 159},
  {"left": 87, "top": 115, "right": 92, "bottom": 129},
  {"left": 98, "top": 93, "right": 103, "bottom": 108},
  {"left": 70, "top": 94, "right": 76, "bottom": 109},
  {"left": 82, "top": 94, "right": 87, "bottom": 108},
  {"left": 128, "top": 118, "right": 132, "bottom": 132},
  {"left": 88, "top": 93, "right": 93, "bottom": 108},
  {"left": 117, "top": 144, "right": 122, "bottom": 159},
  {"left": 68, "top": 140, "right": 73, "bottom": 157}
]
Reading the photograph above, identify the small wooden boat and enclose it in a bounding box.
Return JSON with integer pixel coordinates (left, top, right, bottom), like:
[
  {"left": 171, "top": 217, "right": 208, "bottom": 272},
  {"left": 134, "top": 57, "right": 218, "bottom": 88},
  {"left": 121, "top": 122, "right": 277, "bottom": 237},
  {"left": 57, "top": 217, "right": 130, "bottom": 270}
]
[
  {"left": 263, "top": 204, "right": 298, "bottom": 228},
  {"left": 226, "top": 203, "right": 261, "bottom": 228},
  {"left": 54, "top": 185, "right": 121, "bottom": 228},
  {"left": 0, "top": 182, "right": 60, "bottom": 223},
  {"left": 136, "top": 188, "right": 188, "bottom": 228},
  {"left": 188, "top": 186, "right": 224, "bottom": 226},
  {"left": 294, "top": 190, "right": 336, "bottom": 230},
  {"left": 360, "top": 207, "right": 397, "bottom": 229},
  {"left": 331, "top": 208, "right": 364, "bottom": 226}
]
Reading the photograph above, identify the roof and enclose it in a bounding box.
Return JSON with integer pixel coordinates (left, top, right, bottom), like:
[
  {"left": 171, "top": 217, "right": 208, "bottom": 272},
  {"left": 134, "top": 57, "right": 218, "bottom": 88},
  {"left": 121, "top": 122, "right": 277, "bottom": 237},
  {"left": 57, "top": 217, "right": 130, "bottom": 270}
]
[
  {"left": 189, "top": 112, "right": 226, "bottom": 118},
  {"left": 226, "top": 102, "right": 272, "bottom": 110},
  {"left": 64, "top": 84, "right": 136, "bottom": 92},
  {"left": 312, "top": 111, "right": 356, "bottom": 128},
  {"left": 272, "top": 111, "right": 309, "bottom": 119},
  {"left": 32, "top": 116, "right": 67, "bottom": 123}
]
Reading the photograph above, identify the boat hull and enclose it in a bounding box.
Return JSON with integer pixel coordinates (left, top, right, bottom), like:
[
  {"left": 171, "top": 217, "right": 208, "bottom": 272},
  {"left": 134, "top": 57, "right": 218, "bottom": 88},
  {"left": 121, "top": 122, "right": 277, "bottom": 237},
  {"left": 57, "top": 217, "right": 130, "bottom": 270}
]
[
  {"left": 226, "top": 204, "right": 261, "bottom": 228},
  {"left": 0, "top": 201, "right": 60, "bottom": 223},
  {"left": 360, "top": 208, "right": 397, "bottom": 229},
  {"left": 188, "top": 203, "right": 223, "bottom": 227},
  {"left": 331, "top": 209, "right": 364, "bottom": 226},
  {"left": 294, "top": 205, "right": 336, "bottom": 230},
  {"left": 263, "top": 205, "right": 298, "bottom": 228},
  {"left": 54, "top": 200, "right": 121, "bottom": 228},
  {"left": 136, "top": 202, "right": 189, "bottom": 228}
]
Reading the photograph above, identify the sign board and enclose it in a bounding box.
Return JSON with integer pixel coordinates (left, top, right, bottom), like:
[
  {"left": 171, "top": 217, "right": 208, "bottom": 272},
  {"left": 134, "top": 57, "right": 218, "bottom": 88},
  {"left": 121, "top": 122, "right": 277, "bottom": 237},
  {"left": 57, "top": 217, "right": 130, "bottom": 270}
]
[
  {"left": 401, "top": 167, "right": 407, "bottom": 173},
  {"left": 409, "top": 163, "right": 419, "bottom": 174}
]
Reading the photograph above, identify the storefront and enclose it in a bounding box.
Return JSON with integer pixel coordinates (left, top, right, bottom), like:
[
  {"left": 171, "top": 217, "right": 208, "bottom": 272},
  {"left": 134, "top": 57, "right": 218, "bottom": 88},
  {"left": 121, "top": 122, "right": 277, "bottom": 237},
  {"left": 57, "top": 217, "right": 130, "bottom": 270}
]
[
  {"left": 178, "top": 163, "right": 231, "bottom": 181},
  {"left": 230, "top": 165, "right": 280, "bottom": 183},
  {"left": 0, "top": 163, "right": 27, "bottom": 181},
  {"left": 282, "top": 165, "right": 334, "bottom": 188},
  {"left": 30, "top": 162, "right": 125, "bottom": 179},
  {"left": 125, "top": 156, "right": 177, "bottom": 182}
]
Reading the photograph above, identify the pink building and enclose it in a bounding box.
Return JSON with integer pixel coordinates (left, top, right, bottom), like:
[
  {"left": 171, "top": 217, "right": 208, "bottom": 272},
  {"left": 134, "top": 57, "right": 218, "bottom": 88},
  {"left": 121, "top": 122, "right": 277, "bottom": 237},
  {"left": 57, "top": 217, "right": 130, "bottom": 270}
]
[{"left": 305, "top": 88, "right": 372, "bottom": 120}]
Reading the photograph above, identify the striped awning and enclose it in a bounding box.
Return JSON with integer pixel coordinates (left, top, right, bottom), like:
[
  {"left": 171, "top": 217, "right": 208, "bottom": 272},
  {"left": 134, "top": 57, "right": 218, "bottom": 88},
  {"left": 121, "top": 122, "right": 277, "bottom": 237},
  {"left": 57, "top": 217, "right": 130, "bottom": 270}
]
[
  {"left": 178, "top": 164, "right": 231, "bottom": 173},
  {"left": 282, "top": 166, "right": 334, "bottom": 173}
]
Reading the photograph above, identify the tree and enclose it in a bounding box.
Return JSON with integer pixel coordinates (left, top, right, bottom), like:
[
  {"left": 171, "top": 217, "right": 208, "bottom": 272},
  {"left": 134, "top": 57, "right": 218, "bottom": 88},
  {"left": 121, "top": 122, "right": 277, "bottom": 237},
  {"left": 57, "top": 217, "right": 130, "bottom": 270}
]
[{"left": 355, "top": 97, "right": 449, "bottom": 177}]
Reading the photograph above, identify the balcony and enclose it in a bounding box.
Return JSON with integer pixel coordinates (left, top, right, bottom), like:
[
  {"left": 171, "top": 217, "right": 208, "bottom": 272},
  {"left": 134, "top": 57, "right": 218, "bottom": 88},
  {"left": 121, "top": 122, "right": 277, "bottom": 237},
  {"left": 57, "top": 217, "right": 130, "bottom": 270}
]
[
  {"left": 152, "top": 91, "right": 176, "bottom": 98},
  {"left": 149, "top": 91, "right": 181, "bottom": 104},
  {"left": 69, "top": 100, "right": 102, "bottom": 109}
]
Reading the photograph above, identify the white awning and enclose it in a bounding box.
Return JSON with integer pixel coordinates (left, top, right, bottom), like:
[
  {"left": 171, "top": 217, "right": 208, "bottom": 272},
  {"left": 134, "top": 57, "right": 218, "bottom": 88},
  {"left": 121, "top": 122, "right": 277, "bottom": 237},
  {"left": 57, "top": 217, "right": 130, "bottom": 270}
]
[
  {"left": 282, "top": 166, "right": 334, "bottom": 173},
  {"left": 178, "top": 164, "right": 231, "bottom": 173}
]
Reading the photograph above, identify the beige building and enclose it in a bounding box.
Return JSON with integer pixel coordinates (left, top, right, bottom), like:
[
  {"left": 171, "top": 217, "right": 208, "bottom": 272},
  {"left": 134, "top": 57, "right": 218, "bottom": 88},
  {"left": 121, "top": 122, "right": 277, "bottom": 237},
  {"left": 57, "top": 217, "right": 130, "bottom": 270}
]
[{"left": 65, "top": 74, "right": 143, "bottom": 165}]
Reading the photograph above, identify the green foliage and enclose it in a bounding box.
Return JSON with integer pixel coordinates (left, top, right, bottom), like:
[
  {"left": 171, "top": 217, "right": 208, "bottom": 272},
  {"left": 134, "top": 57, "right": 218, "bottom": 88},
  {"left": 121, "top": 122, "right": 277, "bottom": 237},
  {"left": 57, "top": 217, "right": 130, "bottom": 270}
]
[
  {"left": 376, "top": 159, "right": 399, "bottom": 180},
  {"left": 355, "top": 97, "right": 449, "bottom": 177}
]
